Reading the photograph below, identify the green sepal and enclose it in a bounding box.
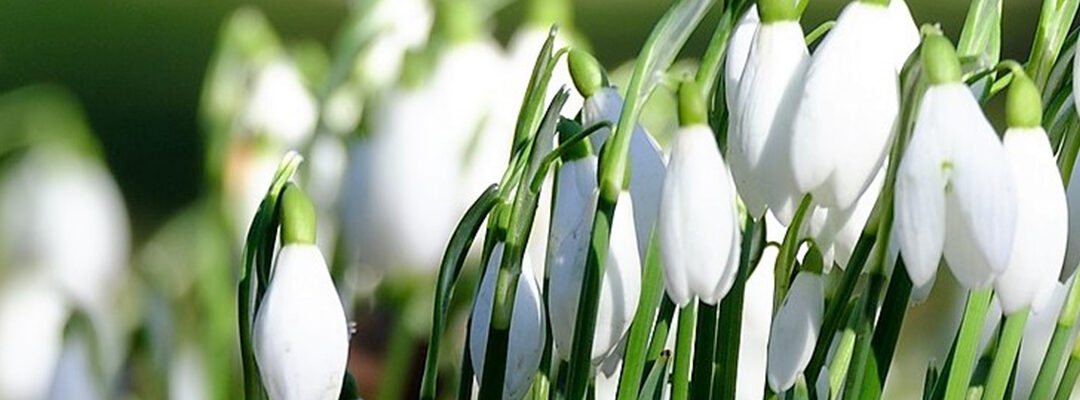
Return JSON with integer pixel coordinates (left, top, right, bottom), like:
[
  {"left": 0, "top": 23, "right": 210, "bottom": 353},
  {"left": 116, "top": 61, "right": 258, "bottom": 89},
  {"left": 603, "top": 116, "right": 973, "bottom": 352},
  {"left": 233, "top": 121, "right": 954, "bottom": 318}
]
[
  {"left": 280, "top": 182, "right": 317, "bottom": 245},
  {"left": 678, "top": 80, "right": 707, "bottom": 126},
  {"left": 1005, "top": 71, "right": 1043, "bottom": 128},
  {"left": 922, "top": 33, "right": 964, "bottom": 85},
  {"left": 758, "top": 0, "right": 799, "bottom": 23},
  {"left": 568, "top": 49, "right": 607, "bottom": 98}
]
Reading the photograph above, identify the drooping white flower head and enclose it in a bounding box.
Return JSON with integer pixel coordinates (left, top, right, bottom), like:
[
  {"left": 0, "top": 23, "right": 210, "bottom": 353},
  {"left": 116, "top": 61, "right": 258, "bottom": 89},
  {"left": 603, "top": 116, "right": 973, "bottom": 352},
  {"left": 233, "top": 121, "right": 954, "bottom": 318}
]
[
  {"left": 356, "top": 0, "right": 433, "bottom": 89},
  {"left": 727, "top": 0, "right": 808, "bottom": 224},
  {"left": 993, "top": 73, "right": 1068, "bottom": 315},
  {"left": 894, "top": 34, "right": 1017, "bottom": 289},
  {"left": 725, "top": 5, "right": 760, "bottom": 110},
  {"left": 578, "top": 79, "right": 667, "bottom": 260},
  {"left": 240, "top": 58, "right": 318, "bottom": 149},
  {"left": 0, "top": 273, "right": 68, "bottom": 399},
  {"left": 790, "top": 0, "right": 918, "bottom": 210},
  {"left": 766, "top": 271, "right": 825, "bottom": 391},
  {"left": 804, "top": 167, "right": 885, "bottom": 270},
  {"left": 657, "top": 82, "right": 742, "bottom": 307},
  {"left": 0, "top": 147, "right": 130, "bottom": 311},
  {"left": 547, "top": 146, "right": 642, "bottom": 365},
  {"left": 254, "top": 186, "right": 349, "bottom": 400},
  {"left": 470, "top": 243, "right": 546, "bottom": 400}
]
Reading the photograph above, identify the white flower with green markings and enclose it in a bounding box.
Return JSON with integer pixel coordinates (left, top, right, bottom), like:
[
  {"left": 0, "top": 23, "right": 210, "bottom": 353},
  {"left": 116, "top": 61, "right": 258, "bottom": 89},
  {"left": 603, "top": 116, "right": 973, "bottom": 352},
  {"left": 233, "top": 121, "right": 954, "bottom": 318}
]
[
  {"left": 894, "top": 33, "right": 1017, "bottom": 289},
  {"left": 657, "top": 82, "right": 742, "bottom": 307}
]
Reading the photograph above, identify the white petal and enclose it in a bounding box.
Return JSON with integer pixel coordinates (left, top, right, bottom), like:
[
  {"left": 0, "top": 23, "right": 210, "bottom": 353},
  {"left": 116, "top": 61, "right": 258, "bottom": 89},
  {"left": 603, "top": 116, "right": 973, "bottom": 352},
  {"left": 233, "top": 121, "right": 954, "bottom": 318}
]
[
  {"left": 241, "top": 59, "right": 317, "bottom": 147},
  {"left": 254, "top": 245, "right": 348, "bottom": 400},
  {"left": 767, "top": 272, "right": 825, "bottom": 391},
  {"left": 470, "top": 244, "right": 546, "bottom": 400},
  {"left": 0, "top": 273, "right": 67, "bottom": 400},
  {"left": 725, "top": 5, "right": 760, "bottom": 112},
  {"left": 601, "top": 192, "right": 643, "bottom": 359},
  {"left": 790, "top": 1, "right": 899, "bottom": 209},
  {"left": 995, "top": 128, "right": 1068, "bottom": 314},
  {"left": 941, "top": 86, "right": 1017, "bottom": 288},
  {"left": 548, "top": 157, "right": 599, "bottom": 361},
  {"left": 894, "top": 86, "right": 952, "bottom": 288},
  {"left": 729, "top": 22, "right": 808, "bottom": 223},
  {"left": 885, "top": 0, "right": 920, "bottom": 70},
  {"left": 658, "top": 125, "right": 740, "bottom": 306}
]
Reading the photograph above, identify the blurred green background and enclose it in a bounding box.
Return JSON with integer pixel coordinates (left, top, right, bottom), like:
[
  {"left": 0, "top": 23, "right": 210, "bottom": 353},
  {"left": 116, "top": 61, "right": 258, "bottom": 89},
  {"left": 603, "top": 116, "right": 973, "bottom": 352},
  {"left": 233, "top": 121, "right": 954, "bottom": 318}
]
[{"left": 0, "top": 0, "right": 1043, "bottom": 242}]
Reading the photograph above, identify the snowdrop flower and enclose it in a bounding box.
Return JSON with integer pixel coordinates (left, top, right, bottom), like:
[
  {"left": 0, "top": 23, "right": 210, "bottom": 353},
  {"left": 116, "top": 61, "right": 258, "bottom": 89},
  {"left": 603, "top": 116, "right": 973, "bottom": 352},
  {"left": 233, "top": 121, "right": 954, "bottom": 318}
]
[
  {"left": 573, "top": 50, "right": 666, "bottom": 259},
  {"left": 727, "top": 0, "right": 809, "bottom": 224},
  {"left": 356, "top": 0, "right": 433, "bottom": 89},
  {"left": 894, "top": 33, "right": 1017, "bottom": 289},
  {"left": 548, "top": 142, "right": 641, "bottom": 365},
  {"left": 657, "top": 82, "right": 742, "bottom": 306},
  {"left": 470, "top": 243, "right": 546, "bottom": 400},
  {"left": 254, "top": 185, "right": 349, "bottom": 400},
  {"left": 766, "top": 270, "right": 825, "bottom": 391},
  {"left": 240, "top": 58, "right": 317, "bottom": 149},
  {"left": 994, "top": 72, "right": 1068, "bottom": 314},
  {"left": 889, "top": 34, "right": 1015, "bottom": 289},
  {"left": 791, "top": 0, "right": 918, "bottom": 210},
  {"left": 0, "top": 273, "right": 68, "bottom": 399},
  {"left": 0, "top": 147, "right": 130, "bottom": 311},
  {"left": 725, "top": 5, "right": 759, "bottom": 109}
]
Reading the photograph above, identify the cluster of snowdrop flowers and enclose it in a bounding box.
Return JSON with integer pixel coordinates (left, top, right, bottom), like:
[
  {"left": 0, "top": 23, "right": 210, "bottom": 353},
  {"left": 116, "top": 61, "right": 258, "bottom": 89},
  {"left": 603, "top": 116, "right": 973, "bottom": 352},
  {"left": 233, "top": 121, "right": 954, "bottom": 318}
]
[{"left": 411, "top": 0, "right": 1080, "bottom": 398}]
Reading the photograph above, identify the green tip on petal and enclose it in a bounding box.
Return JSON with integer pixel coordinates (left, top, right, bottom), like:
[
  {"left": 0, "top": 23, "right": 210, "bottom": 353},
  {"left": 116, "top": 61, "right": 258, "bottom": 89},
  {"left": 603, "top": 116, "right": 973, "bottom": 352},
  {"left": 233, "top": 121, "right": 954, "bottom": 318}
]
[
  {"left": 858, "top": 0, "right": 891, "bottom": 7},
  {"left": 568, "top": 49, "right": 606, "bottom": 98},
  {"left": 758, "top": 0, "right": 799, "bottom": 23},
  {"left": 677, "top": 80, "right": 707, "bottom": 127},
  {"left": 280, "top": 182, "right": 317, "bottom": 245},
  {"left": 1005, "top": 71, "right": 1043, "bottom": 129},
  {"left": 921, "top": 33, "right": 962, "bottom": 85}
]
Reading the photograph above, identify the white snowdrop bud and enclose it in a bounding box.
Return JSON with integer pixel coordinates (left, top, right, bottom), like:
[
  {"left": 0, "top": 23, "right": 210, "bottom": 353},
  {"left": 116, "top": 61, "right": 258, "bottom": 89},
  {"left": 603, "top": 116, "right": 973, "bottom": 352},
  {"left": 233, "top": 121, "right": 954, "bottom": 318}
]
[
  {"left": 579, "top": 83, "right": 666, "bottom": 260},
  {"left": 254, "top": 185, "right": 349, "bottom": 400},
  {"left": 790, "top": 0, "right": 917, "bottom": 210},
  {"left": 548, "top": 152, "right": 641, "bottom": 365},
  {"left": 241, "top": 59, "right": 317, "bottom": 149},
  {"left": 727, "top": 6, "right": 808, "bottom": 224},
  {"left": 994, "top": 73, "right": 1067, "bottom": 315},
  {"left": 470, "top": 243, "right": 546, "bottom": 400},
  {"left": 767, "top": 271, "right": 825, "bottom": 392},
  {"left": 658, "top": 82, "right": 741, "bottom": 307},
  {"left": 894, "top": 34, "right": 1017, "bottom": 290}
]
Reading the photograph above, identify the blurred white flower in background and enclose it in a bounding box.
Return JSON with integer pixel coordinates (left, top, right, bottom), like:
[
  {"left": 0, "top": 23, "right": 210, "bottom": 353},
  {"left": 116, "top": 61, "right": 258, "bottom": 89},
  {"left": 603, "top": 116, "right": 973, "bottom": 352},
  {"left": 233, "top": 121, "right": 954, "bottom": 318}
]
[
  {"left": 240, "top": 58, "right": 318, "bottom": 149},
  {"left": 0, "top": 273, "right": 69, "bottom": 399},
  {"left": 355, "top": 0, "right": 433, "bottom": 90}
]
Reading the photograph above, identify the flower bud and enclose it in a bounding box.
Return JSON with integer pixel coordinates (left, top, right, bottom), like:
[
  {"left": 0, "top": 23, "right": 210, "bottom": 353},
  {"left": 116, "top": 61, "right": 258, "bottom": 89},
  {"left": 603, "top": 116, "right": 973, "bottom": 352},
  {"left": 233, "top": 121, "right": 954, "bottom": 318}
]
[
  {"left": 1005, "top": 71, "right": 1043, "bottom": 129},
  {"left": 658, "top": 122, "right": 741, "bottom": 306},
  {"left": 921, "top": 33, "right": 962, "bottom": 85},
  {"left": 766, "top": 271, "right": 825, "bottom": 391},
  {"left": 568, "top": 49, "right": 605, "bottom": 99},
  {"left": 470, "top": 243, "right": 546, "bottom": 400},
  {"left": 254, "top": 187, "right": 348, "bottom": 400}
]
